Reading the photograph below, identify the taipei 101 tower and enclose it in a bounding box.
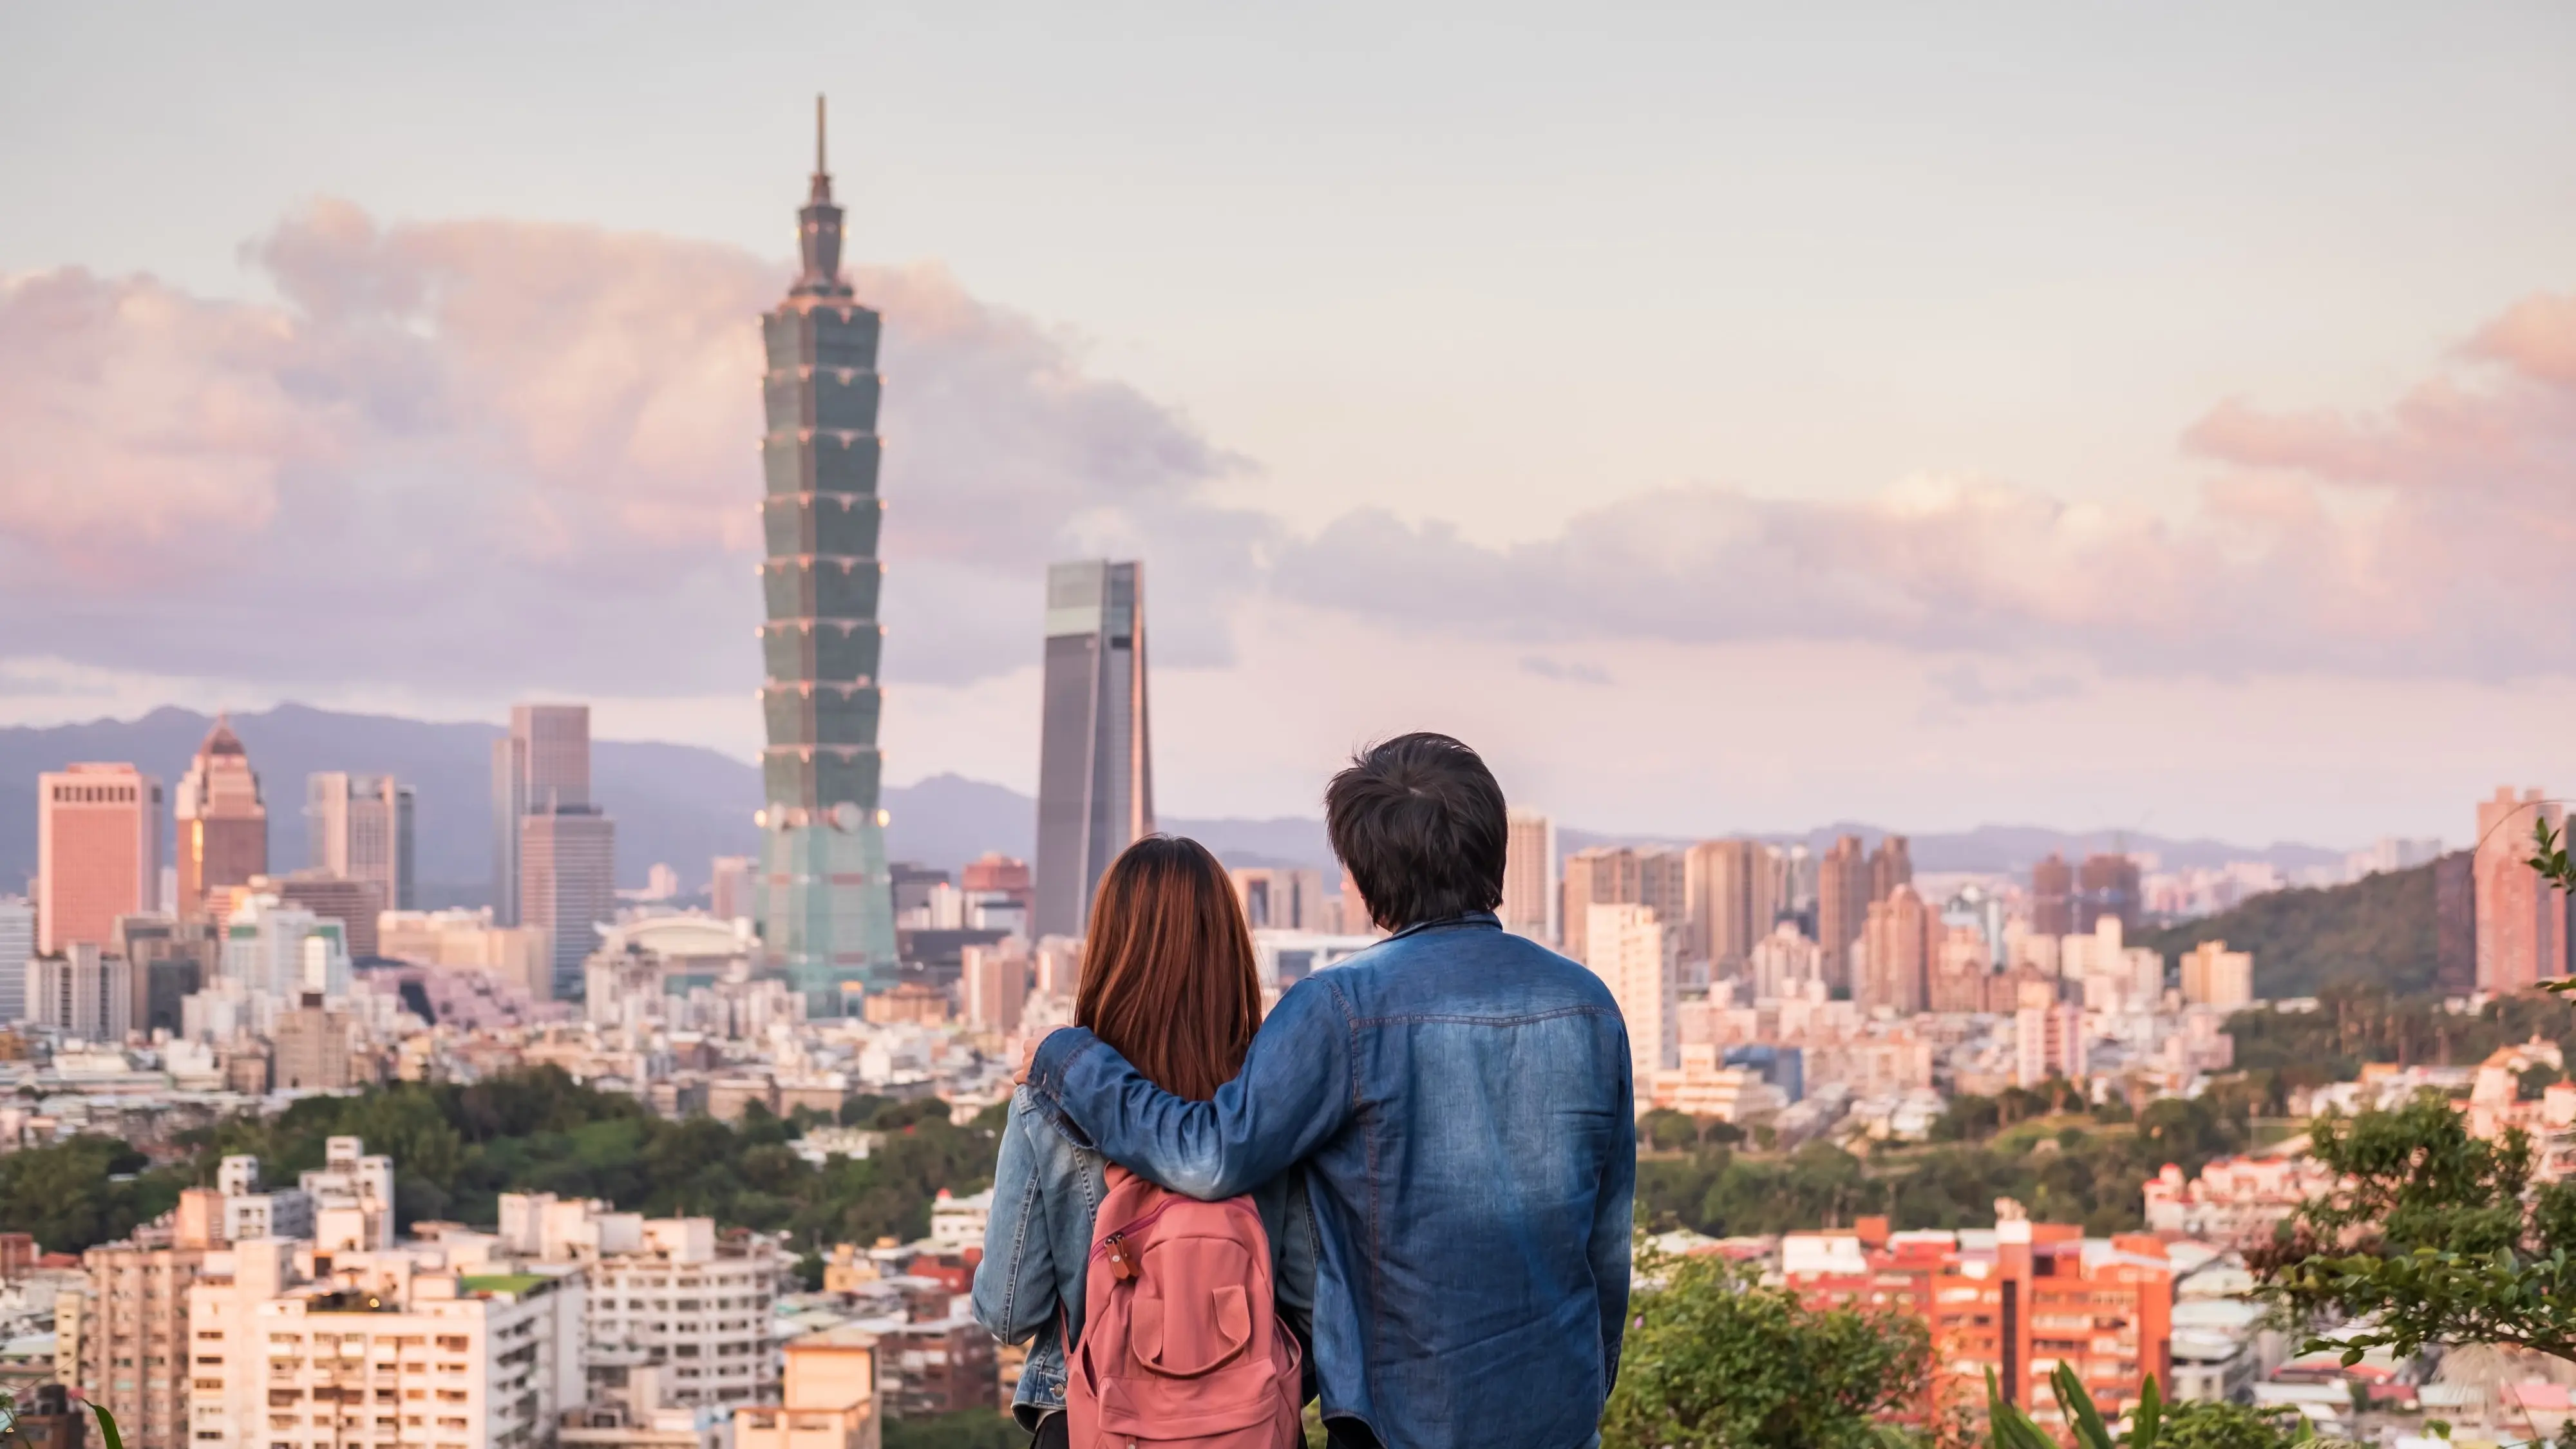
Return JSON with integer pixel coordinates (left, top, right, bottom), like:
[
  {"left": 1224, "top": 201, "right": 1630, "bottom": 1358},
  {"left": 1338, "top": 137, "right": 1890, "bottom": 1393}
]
[{"left": 754, "top": 96, "right": 899, "bottom": 1011}]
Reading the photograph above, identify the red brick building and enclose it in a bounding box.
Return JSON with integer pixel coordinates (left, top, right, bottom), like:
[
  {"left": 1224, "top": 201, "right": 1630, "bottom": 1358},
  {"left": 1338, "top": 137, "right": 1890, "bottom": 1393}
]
[{"left": 1784, "top": 1215, "right": 2174, "bottom": 1432}]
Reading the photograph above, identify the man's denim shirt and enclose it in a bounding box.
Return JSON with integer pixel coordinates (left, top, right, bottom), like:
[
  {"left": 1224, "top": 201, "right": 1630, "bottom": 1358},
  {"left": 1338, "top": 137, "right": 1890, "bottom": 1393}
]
[
  {"left": 1027, "top": 913, "right": 1636, "bottom": 1449},
  {"left": 969, "top": 1086, "right": 1316, "bottom": 1430}
]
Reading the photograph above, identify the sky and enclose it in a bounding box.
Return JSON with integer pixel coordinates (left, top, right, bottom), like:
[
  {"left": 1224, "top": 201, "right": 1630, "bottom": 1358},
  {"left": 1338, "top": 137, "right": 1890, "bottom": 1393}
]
[{"left": 4, "top": 1, "right": 2575, "bottom": 846}]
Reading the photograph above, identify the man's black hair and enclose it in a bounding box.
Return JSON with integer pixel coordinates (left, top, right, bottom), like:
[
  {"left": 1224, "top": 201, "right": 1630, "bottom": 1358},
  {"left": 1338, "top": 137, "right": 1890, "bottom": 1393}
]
[{"left": 1325, "top": 732, "right": 1507, "bottom": 931}]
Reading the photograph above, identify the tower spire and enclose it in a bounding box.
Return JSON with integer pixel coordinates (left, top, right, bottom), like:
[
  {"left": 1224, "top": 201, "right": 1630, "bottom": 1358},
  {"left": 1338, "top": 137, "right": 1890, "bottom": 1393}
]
[{"left": 794, "top": 93, "right": 849, "bottom": 296}]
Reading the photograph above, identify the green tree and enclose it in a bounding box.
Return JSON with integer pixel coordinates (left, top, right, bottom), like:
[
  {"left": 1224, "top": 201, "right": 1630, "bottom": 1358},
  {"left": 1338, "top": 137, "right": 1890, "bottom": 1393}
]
[
  {"left": 0, "top": 1135, "right": 186, "bottom": 1253},
  {"left": 2252, "top": 1092, "right": 2576, "bottom": 1361},
  {"left": 1642, "top": 1109, "right": 1702, "bottom": 1153},
  {"left": 1602, "top": 1248, "right": 1930, "bottom": 1449},
  {"left": 879, "top": 1408, "right": 1022, "bottom": 1449}
]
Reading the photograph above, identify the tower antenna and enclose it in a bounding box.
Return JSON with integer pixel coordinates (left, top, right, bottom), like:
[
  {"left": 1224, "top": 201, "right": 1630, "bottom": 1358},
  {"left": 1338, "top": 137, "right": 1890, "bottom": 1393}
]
[{"left": 815, "top": 94, "right": 827, "bottom": 176}]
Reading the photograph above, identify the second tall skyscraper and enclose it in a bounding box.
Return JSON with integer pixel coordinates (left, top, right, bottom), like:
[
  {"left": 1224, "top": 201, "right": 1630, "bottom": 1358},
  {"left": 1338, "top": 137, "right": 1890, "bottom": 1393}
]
[{"left": 1034, "top": 560, "right": 1154, "bottom": 938}]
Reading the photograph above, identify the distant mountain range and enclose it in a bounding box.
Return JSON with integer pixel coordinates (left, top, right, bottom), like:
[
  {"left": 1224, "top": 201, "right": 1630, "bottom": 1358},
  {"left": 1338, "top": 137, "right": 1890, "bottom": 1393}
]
[{"left": 0, "top": 705, "right": 2344, "bottom": 904}]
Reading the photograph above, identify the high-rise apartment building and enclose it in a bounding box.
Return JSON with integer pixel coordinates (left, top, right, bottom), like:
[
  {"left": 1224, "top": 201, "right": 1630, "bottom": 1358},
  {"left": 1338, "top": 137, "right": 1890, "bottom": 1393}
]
[
  {"left": 495, "top": 1193, "right": 781, "bottom": 1408},
  {"left": 80, "top": 1214, "right": 215, "bottom": 1449},
  {"left": 1583, "top": 902, "right": 1677, "bottom": 1083},
  {"left": 1500, "top": 811, "right": 1558, "bottom": 945},
  {"left": 2076, "top": 853, "right": 2142, "bottom": 934},
  {"left": 186, "top": 1236, "right": 585, "bottom": 1449},
  {"left": 29, "top": 942, "right": 132, "bottom": 1040},
  {"left": 1034, "top": 560, "right": 1153, "bottom": 940},
  {"left": 2179, "top": 940, "right": 2253, "bottom": 1009},
  {"left": 173, "top": 717, "right": 267, "bottom": 919},
  {"left": 962, "top": 940, "right": 1031, "bottom": 1034},
  {"left": 1229, "top": 867, "right": 1324, "bottom": 931},
  {"left": 710, "top": 856, "right": 758, "bottom": 923},
  {"left": 1858, "top": 884, "right": 1930, "bottom": 1015},
  {"left": 492, "top": 703, "right": 592, "bottom": 926},
  {"left": 2476, "top": 787, "right": 2567, "bottom": 994},
  {"left": 1560, "top": 848, "right": 1642, "bottom": 963},
  {"left": 1639, "top": 849, "right": 1689, "bottom": 953},
  {"left": 2016, "top": 1003, "right": 2087, "bottom": 1086},
  {"left": 37, "top": 763, "right": 161, "bottom": 954},
  {"left": 1815, "top": 835, "right": 1868, "bottom": 991},
  {"left": 1748, "top": 923, "right": 1824, "bottom": 1000},
  {"left": 2030, "top": 853, "right": 2075, "bottom": 938},
  {"left": 1686, "top": 839, "right": 1780, "bottom": 971},
  {"left": 524, "top": 810, "right": 616, "bottom": 1002},
  {"left": 1868, "top": 835, "right": 1913, "bottom": 904},
  {"left": 753, "top": 106, "right": 902, "bottom": 1008},
  {"left": 305, "top": 773, "right": 415, "bottom": 913},
  {"left": 0, "top": 896, "right": 31, "bottom": 1024},
  {"left": 1786, "top": 1218, "right": 2172, "bottom": 1425}
]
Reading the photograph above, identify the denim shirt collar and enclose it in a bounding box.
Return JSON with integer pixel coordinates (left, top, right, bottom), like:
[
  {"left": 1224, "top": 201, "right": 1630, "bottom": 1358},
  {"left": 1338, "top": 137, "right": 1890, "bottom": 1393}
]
[{"left": 1381, "top": 910, "right": 1502, "bottom": 944}]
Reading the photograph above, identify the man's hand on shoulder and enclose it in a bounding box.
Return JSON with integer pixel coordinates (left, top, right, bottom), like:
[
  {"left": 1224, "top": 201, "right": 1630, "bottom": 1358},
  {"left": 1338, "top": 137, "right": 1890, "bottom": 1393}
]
[{"left": 1014, "top": 1028, "right": 1066, "bottom": 1086}]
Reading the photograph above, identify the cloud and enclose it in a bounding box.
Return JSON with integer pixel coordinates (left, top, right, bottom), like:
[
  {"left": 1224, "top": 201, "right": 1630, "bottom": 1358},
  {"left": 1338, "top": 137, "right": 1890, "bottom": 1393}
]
[
  {"left": 0, "top": 200, "right": 1264, "bottom": 695},
  {"left": 1271, "top": 288, "right": 2576, "bottom": 681},
  {"left": 1925, "top": 664, "right": 2084, "bottom": 709},
  {"left": 12, "top": 204, "right": 2576, "bottom": 705},
  {"left": 1519, "top": 655, "right": 1613, "bottom": 686}
]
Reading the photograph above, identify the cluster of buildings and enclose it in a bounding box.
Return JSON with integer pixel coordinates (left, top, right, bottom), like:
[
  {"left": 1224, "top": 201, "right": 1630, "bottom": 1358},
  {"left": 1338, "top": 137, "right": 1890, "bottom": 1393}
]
[
  {"left": 1485, "top": 826, "right": 2254, "bottom": 1144},
  {"left": 8, "top": 1132, "right": 993, "bottom": 1449}
]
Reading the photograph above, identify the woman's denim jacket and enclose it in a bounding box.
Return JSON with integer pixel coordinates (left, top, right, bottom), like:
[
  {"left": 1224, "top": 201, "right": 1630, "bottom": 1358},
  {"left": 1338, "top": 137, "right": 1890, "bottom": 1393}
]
[{"left": 970, "top": 1085, "right": 1316, "bottom": 1430}]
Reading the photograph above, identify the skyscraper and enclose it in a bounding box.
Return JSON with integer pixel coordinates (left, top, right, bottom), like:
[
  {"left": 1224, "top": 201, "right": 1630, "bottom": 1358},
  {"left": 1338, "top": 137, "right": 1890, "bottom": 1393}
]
[
  {"left": 755, "top": 98, "right": 900, "bottom": 1008},
  {"left": 524, "top": 810, "right": 615, "bottom": 1001},
  {"left": 1500, "top": 810, "right": 1558, "bottom": 945},
  {"left": 1560, "top": 847, "right": 1642, "bottom": 963},
  {"left": 1034, "top": 560, "right": 1154, "bottom": 939},
  {"left": 37, "top": 764, "right": 161, "bottom": 954},
  {"left": 491, "top": 703, "right": 591, "bottom": 927},
  {"left": 305, "top": 773, "right": 415, "bottom": 913},
  {"left": 174, "top": 716, "right": 267, "bottom": 918},
  {"left": 1815, "top": 834, "right": 1868, "bottom": 990},
  {"left": 1686, "top": 838, "right": 1780, "bottom": 971},
  {"left": 1857, "top": 884, "right": 1929, "bottom": 1015},
  {"left": 2476, "top": 786, "right": 2566, "bottom": 994},
  {"left": 1868, "top": 835, "right": 1913, "bottom": 904},
  {"left": 2030, "top": 853, "right": 2075, "bottom": 937},
  {"left": 2075, "top": 853, "right": 2141, "bottom": 934},
  {"left": 0, "top": 896, "right": 30, "bottom": 1024}
]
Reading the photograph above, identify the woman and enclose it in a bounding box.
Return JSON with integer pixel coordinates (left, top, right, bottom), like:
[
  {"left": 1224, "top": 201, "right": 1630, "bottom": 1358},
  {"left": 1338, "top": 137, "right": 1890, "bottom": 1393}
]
[{"left": 971, "top": 835, "right": 1313, "bottom": 1448}]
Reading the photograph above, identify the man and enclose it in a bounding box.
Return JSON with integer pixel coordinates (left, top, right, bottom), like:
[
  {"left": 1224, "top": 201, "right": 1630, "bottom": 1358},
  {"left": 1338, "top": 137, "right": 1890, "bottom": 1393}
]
[{"left": 1022, "top": 732, "right": 1634, "bottom": 1449}]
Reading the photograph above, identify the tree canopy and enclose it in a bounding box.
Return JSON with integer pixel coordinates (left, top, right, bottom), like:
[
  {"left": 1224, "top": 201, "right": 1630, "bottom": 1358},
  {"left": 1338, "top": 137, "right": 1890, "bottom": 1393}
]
[
  {"left": 2253, "top": 1092, "right": 2576, "bottom": 1363},
  {"left": 0, "top": 1068, "right": 1006, "bottom": 1255},
  {"left": 1602, "top": 1248, "right": 1931, "bottom": 1449}
]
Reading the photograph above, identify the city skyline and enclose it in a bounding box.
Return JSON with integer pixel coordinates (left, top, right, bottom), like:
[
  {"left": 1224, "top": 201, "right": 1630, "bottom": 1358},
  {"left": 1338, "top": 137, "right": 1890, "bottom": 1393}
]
[{"left": 5, "top": 8, "right": 2576, "bottom": 845}]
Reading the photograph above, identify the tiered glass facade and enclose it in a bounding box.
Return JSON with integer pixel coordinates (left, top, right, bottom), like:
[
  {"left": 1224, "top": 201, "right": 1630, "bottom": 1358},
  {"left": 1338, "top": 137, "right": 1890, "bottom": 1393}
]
[{"left": 756, "top": 100, "right": 899, "bottom": 1012}]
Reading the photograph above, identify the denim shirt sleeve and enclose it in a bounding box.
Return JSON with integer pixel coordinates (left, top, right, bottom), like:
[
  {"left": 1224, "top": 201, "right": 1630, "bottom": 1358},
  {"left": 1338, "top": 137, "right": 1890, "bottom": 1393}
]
[
  {"left": 1589, "top": 1045, "right": 1637, "bottom": 1389},
  {"left": 1027, "top": 974, "right": 1355, "bottom": 1202},
  {"left": 970, "top": 1097, "right": 1058, "bottom": 1345}
]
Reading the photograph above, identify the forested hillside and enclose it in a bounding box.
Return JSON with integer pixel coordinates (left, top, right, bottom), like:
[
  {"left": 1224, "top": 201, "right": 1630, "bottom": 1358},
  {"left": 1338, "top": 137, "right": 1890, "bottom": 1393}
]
[{"left": 2139, "top": 861, "right": 2437, "bottom": 998}]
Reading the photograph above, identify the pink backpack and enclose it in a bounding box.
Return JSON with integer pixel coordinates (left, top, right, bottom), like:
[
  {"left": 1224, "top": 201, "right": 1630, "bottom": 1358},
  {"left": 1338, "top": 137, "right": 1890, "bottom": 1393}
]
[{"left": 1066, "top": 1165, "right": 1304, "bottom": 1448}]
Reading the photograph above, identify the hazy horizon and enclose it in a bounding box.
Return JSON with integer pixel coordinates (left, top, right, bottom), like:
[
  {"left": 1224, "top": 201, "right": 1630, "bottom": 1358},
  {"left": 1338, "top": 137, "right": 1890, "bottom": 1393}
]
[{"left": 6, "top": 3, "right": 2575, "bottom": 843}]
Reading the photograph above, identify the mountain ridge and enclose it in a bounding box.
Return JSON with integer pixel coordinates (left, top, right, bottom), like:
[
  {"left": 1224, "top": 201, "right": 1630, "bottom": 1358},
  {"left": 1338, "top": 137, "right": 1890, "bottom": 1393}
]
[{"left": 0, "top": 704, "right": 2345, "bottom": 902}]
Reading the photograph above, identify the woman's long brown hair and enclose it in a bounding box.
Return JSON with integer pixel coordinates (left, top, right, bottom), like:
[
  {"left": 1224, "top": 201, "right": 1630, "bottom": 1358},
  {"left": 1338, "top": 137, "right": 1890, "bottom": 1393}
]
[{"left": 1075, "top": 836, "right": 1262, "bottom": 1101}]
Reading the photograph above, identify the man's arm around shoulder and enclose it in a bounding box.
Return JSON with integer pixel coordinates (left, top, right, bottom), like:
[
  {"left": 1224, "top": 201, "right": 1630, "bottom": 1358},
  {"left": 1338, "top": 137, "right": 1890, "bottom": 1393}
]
[{"left": 1025, "top": 974, "right": 1356, "bottom": 1200}]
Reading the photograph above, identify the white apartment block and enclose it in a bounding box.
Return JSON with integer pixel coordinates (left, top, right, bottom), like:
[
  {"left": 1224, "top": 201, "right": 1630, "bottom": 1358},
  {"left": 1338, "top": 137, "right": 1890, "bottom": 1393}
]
[
  {"left": 187, "top": 1236, "right": 585, "bottom": 1449},
  {"left": 1584, "top": 902, "right": 1679, "bottom": 1083},
  {"left": 214, "top": 1155, "right": 316, "bottom": 1243},
  {"left": 303, "top": 1137, "right": 397, "bottom": 1253},
  {"left": 495, "top": 1195, "right": 779, "bottom": 1408}
]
